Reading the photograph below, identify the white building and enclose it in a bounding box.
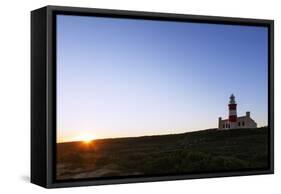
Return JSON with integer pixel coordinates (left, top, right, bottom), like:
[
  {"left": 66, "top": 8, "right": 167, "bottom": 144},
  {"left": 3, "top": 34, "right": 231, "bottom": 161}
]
[{"left": 218, "top": 94, "right": 257, "bottom": 129}]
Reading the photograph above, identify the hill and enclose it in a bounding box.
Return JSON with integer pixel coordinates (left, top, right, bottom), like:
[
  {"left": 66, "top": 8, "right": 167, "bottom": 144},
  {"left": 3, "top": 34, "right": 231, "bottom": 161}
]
[{"left": 57, "top": 127, "right": 269, "bottom": 180}]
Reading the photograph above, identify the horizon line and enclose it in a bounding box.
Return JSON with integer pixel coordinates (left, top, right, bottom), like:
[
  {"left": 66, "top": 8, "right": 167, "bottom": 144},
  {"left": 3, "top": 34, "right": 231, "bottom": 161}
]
[{"left": 57, "top": 125, "right": 268, "bottom": 144}]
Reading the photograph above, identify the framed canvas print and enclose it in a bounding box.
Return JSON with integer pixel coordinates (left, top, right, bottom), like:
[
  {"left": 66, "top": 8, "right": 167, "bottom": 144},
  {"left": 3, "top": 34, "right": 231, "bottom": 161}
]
[{"left": 31, "top": 5, "right": 274, "bottom": 188}]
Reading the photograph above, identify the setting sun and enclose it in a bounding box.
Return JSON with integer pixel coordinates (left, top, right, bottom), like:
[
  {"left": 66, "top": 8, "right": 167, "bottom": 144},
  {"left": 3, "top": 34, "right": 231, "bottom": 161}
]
[{"left": 75, "top": 133, "right": 96, "bottom": 144}]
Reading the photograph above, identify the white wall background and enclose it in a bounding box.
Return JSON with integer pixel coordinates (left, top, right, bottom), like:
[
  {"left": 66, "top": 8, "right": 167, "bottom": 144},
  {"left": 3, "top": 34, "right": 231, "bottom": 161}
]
[{"left": 0, "top": 0, "right": 279, "bottom": 193}]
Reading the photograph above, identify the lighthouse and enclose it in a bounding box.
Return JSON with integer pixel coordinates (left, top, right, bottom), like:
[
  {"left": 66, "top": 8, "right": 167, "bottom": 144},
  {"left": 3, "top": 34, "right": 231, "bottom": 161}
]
[
  {"left": 218, "top": 94, "right": 257, "bottom": 129},
  {"left": 228, "top": 94, "right": 237, "bottom": 128}
]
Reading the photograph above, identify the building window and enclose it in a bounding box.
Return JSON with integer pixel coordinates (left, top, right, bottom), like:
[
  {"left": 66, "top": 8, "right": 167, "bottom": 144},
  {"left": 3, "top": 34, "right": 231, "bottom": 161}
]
[
  {"left": 242, "top": 121, "right": 245, "bottom": 126},
  {"left": 223, "top": 124, "right": 225, "bottom": 128},
  {"left": 238, "top": 122, "right": 240, "bottom": 126}
]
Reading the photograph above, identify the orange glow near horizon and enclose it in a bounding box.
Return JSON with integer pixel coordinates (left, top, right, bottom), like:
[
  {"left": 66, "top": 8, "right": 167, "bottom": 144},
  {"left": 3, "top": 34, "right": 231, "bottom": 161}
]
[{"left": 73, "top": 132, "right": 96, "bottom": 144}]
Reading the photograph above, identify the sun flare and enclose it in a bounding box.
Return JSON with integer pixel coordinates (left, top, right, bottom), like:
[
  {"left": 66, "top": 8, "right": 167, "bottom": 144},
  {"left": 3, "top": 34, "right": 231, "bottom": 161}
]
[{"left": 75, "top": 133, "right": 96, "bottom": 144}]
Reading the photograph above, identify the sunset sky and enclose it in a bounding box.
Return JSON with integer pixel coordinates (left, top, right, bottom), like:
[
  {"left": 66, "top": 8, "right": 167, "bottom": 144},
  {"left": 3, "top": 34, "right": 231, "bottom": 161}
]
[{"left": 56, "top": 15, "right": 268, "bottom": 143}]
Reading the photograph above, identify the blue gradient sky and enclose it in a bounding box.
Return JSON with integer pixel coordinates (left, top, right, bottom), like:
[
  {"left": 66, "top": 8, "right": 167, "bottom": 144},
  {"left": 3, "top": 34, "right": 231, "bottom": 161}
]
[{"left": 57, "top": 15, "right": 268, "bottom": 142}]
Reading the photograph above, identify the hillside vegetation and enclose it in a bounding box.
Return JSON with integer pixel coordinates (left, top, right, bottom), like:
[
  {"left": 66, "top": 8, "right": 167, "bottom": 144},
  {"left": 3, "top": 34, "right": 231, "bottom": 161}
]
[{"left": 57, "top": 127, "right": 269, "bottom": 180}]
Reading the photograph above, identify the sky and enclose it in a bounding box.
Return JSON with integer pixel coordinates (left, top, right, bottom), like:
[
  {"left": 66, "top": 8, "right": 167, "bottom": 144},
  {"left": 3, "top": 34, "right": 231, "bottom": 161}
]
[{"left": 56, "top": 15, "right": 268, "bottom": 143}]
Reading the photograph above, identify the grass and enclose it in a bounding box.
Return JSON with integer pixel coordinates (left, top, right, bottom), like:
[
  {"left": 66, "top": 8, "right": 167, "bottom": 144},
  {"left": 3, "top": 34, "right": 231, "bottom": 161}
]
[{"left": 56, "top": 127, "right": 269, "bottom": 180}]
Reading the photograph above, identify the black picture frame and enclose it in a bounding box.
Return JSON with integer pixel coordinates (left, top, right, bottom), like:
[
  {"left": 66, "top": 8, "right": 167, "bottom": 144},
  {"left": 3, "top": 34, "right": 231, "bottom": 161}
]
[{"left": 31, "top": 5, "right": 274, "bottom": 188}]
